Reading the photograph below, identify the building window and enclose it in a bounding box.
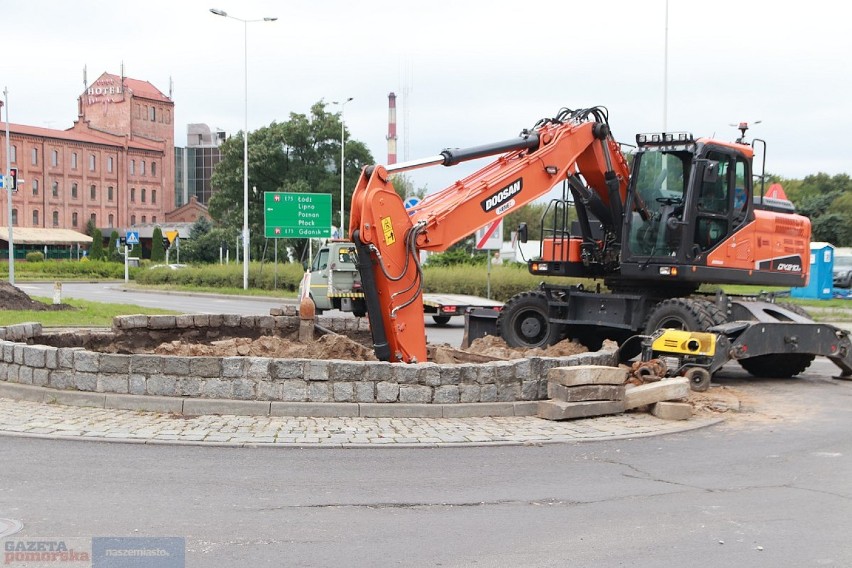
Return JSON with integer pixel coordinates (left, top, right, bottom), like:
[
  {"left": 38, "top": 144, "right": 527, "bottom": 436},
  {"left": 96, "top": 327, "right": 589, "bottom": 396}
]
[
  {"left": 151, "top": 162, "right": 157, "bottom": 176},
  {"left": 10, "top": 145, "right": 16, "bottom": 163},
  {"left": 107, "top": 156, "right": 114, "bottom": 173},
  {"left": 89, "top": 154, "right": 96, "bottom": 171},
  {"left": 141, "top": 161, "right": 145, "bottom": 176},
  {"left": 32, "top": 210, "right": 39, "bottom": 226},
  {"left": 71, "top": 183, "right": 78, "bottom": 199},
  {"left": 141, "top": 188, "right": 146, "bottom": 203},
  {"left": 152, "top": 216, "right": 157, "bottom": 223},
  {"left": 32, "top": 179, "right": 38, "bottom": 196},
  {"left": 108, "top": 186, "right": 114, "bottom": 201},
  {"left": 152, "top": 190, "right": 157, "bottom": 204},
  {"left": 141, "top": 215, "right": 146, "bottom": 223},
  {"left": 52, "top": 211, "right": 59, "bottom": 227},
  {"left": 11, "top": 209, "right": 17, "bottom": 226},
  {"left": 52, "top": 181, "right": 59, "bottom": 197},
  {"left": 51, "top": 150, "right": 58, "bottom": 167},
  {"left": 130, "top": 160, "right": 135, "bottom": 175},
  {"left": 131, "top": 215, "right": 136, "bottom": 225},
  {"left": 90, "top": 185, "right": 96, "bottom": 200},
  {"left": 90, "top": 213, "right": 96, "bottom": 224},
  {"left": 72, "top": 212, "right": 78, "bottom": 227},
  {"left": 130, "top": 188, "right": 136, "bottom": 202},
  {"left": 149, "top": 106, "right": 156, "bottom": 121},
  {"left": 71, "top": 153, "right": 77, "bottom": 169},
  {"left": 32, "top": 148, "right": 38, "bottom": 165},
  {"left": 108, "top": 214, "right": 114, "bottom": 227},
  {"left": 135, "top": 104, "right": 141, "bottom": 119}
]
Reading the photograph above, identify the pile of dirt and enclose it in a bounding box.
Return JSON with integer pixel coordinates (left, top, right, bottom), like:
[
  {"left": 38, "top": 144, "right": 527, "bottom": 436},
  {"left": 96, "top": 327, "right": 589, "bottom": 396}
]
[
  {"left": 151, "top": 332, "right": 592, "bottom": 363},
  {"left": 465, "top": 335, "right": 590, "bottom": 360},
  {"left": 0, "top": 282, "right": 75, "bottom": 312},
  {"left": 155, "top": 334, "right": 378, "bottom": 361}
]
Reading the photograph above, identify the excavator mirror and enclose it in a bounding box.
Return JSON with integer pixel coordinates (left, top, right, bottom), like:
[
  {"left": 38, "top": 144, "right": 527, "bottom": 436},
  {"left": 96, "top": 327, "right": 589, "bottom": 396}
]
[{"left": 517, "top": 223, "right": 528, "bottom": 243}]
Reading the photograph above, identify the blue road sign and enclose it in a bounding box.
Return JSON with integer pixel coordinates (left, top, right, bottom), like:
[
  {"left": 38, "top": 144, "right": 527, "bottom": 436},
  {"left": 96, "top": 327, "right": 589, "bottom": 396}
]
[
  {"left": 403, "top": 196, "right": 421, "bottom": 210},
  {"left": 126, "top": 231, "right": 140, "bottom": 245}
]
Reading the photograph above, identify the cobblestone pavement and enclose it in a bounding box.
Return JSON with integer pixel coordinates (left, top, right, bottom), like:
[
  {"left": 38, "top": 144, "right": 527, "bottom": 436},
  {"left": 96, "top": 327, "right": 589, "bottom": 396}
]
[{"left": 0, "top": 397, "right": 723, "bottom": 447}]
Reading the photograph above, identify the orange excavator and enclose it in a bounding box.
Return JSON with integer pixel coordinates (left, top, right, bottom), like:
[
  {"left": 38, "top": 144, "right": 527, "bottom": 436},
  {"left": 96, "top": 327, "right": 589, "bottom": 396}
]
[{"left": 348, "top": 106, "right": 851, "bottom": 379}]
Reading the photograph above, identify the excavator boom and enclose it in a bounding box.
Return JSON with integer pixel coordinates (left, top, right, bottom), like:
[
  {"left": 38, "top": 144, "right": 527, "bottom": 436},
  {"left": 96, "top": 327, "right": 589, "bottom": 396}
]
[{"left": 348, "top": 108, "right": 629, "bottom": 362}]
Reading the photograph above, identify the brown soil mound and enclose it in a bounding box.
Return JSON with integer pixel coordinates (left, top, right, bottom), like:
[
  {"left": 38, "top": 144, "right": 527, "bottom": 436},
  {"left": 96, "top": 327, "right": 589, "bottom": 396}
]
[
  {"left": 155, "top": 334, "right": 378, "bottom": 361},
  {"left": 0, "top": 282, "right": 75, "bottom": 311},
  {"left": 466, "top": 335, "right": 589, "bottom": 359}
]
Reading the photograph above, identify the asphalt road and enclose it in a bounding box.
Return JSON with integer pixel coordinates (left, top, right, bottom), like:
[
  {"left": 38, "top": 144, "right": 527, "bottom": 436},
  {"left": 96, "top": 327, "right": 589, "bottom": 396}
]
[
  {"left": 0, "top": 360, "right": 850, "bottom": 567},
  {"left": 2, "top": 284, "right": 852, "bottom": 565}
]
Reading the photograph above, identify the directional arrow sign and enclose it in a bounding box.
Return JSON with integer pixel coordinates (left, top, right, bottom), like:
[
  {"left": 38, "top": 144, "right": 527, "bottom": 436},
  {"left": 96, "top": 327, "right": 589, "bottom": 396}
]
[
  {"left": 264, "top": 192, "right": 332, "bottom": 238},
  {"left": 125, "top": 231, "right": 140, "bottom": 245}
]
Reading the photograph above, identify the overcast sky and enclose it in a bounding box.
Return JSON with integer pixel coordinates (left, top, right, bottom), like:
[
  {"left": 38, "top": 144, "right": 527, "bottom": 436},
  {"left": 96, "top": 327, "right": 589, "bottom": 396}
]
[{"left": 4, "top": 0, "right": 850, "bottom": 197}]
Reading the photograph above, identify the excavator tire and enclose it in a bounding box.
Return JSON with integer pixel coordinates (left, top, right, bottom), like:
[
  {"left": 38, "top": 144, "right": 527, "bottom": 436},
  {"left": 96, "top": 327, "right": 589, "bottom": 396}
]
[
  {"left": 497, "top": 291, "right": 564, "bottom": 349},
  {"left": 642, "top": 297, "right": 727, "bottom": 334},
  {"left": 739, "top": 353, "right": 815, "bottom": 378},
  {"left": 775, "top": 302, "right": 812, "bottom": 320}
]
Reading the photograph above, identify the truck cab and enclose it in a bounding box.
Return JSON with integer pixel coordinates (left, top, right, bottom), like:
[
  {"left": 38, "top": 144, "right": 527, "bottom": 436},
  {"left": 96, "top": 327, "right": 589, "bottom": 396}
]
[{"left": 301, "top": 241, "right": 367, "bottom": 316}]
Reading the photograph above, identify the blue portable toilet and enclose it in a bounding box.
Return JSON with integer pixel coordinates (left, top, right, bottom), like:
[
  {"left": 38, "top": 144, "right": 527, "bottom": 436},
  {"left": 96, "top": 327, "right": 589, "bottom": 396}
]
[{"left": 791, "top": 242, "right": 834, "bottom": 299}]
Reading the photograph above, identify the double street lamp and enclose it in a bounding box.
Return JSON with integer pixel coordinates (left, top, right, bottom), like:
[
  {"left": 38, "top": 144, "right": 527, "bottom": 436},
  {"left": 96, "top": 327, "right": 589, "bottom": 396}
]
[
  {"left": 332, "top": 97, "right": 353, "bottom": 237},
  {"left": 210, "top": 8, "right": 277, "bottom": 290}
]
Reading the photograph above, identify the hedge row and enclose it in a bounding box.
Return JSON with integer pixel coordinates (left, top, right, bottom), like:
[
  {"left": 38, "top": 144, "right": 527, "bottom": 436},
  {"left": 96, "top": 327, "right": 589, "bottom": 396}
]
[{"left": 134, "top": 262, "right": 305, "bottom": 292}]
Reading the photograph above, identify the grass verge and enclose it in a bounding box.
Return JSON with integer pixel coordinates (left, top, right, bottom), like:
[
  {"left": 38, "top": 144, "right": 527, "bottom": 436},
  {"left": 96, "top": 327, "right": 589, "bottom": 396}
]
[{"left": 0, "top": 297, "right": 180, "bottom": 327}]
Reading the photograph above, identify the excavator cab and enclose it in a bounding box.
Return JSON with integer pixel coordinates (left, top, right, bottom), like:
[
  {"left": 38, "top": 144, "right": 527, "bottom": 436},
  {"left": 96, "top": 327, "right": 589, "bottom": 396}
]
[{"left": 615, "top": 133, "right": 779, "bottom": 291}]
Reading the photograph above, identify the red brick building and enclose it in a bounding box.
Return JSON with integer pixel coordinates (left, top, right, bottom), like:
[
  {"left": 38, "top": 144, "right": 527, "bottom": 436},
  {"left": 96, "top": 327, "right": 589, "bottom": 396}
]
[{"left": 0, "top": 71, "right": 174, "bottom": 233}]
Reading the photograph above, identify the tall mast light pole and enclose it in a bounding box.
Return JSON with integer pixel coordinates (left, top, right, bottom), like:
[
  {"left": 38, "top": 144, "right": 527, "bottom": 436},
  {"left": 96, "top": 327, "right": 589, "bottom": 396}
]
[{"left": 210, "top": 8, "right": 277, "bottom": 289}]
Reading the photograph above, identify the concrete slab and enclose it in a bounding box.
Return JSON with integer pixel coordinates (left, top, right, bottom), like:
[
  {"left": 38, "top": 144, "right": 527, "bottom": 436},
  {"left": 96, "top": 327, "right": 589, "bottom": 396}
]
[
  {"left": 547, "top": 383, "right": 626, "bottom": 402},
  {"left": 624, "top": 378, "right": 690, "bottom": 410},
  {"left": 537, "top": 400, "right": 624, "bottom": 421},
  {"left": 651, "top": 401, "right": 693, "bottom": 420},
  {"left": 547, "top": 365, "right": 627, "bottom": 387}
]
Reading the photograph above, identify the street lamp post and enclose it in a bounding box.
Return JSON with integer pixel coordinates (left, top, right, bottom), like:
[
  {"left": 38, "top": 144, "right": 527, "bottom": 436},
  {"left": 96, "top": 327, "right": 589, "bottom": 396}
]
[
  {"left": 3, "top": 88, "right": 14, "bottom": 285},
  {"left": 210, "top": 8, "right": 277, "bottom": 290},
  {"left": 332, "top": 97, "right": 353, "bottom": 236}
]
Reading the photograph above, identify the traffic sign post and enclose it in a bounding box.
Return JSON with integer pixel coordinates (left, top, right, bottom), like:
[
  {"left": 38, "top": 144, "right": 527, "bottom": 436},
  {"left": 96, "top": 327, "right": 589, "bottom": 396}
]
[
  {"left": 123, "top": 231, "right": 139, "bottom": 284},
  {"left": 264, "top": 192, "right": 332, "bottom": 239}
]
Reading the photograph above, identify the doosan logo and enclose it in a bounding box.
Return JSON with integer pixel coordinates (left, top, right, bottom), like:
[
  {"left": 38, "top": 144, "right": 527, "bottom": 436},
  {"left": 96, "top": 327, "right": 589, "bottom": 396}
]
[
  {"left": 482, "top": 179, "right": 523, "bottom": 212},
  {"left": 776, "top": 263, "right": 801, "bottom": 272}
]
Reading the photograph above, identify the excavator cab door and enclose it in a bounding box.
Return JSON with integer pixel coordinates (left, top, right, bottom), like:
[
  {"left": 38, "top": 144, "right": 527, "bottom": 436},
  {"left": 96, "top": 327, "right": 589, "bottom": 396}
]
[{"left": 686, "top": 149, "right": 754, "bottom": 259}]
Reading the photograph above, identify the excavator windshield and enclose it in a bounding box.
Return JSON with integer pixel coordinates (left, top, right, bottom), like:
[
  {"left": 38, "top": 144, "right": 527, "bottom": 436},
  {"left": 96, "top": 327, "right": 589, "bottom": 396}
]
[{"left": 626, "top": 150, "right": 690, "bottom": 257}]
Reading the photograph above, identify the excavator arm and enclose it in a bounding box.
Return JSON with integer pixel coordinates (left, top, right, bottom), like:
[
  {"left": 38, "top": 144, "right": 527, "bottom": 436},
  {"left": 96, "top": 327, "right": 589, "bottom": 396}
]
[{"left": 348, "top": 107, "right": 630, "bottom": 363}]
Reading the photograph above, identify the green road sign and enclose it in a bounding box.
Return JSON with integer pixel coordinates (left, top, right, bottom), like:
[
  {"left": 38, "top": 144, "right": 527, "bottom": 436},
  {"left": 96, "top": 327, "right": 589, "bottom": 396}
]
[{"left": 264, "top": 192, "right": 332, "bottom": 238}]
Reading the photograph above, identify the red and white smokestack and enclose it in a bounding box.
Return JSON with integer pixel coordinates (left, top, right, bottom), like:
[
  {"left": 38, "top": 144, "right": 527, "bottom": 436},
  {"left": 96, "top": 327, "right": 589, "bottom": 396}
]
[{"left": 387, "top": 92, "right": 398, "bottom": 165}]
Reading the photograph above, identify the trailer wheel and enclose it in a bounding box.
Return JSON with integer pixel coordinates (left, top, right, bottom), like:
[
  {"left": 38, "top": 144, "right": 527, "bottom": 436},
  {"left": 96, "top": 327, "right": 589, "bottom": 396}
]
[
  {"left": 432, "top": 315, "right": 452, "bottom": 326},
  {"left": 498, "top": 291, "right": 564, "bottom": 348},
  {"left": 643, "top": 298, "right": 726, "bottom": 334},
  {"left": 352, "top": 299, "right": 367, "bottom": 318},
  {"left": 684, "top": 367, "right": 711, "bottom": 392},
  {"left": 739, "top": 353, "right": 815, "bottom": 378}
]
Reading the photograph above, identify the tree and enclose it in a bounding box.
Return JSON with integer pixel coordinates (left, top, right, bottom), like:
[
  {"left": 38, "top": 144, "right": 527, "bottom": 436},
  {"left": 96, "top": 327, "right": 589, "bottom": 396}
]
[
  {"left": 209, "top": 101, "right": 374, "bottom": 263},
  {"left": 180, "top": 216, "right": 237, "bottom": 264},
  {"left": 106, "top": 230, "right": 120, "bottom": 262},
  {"left": 151, "top": 227, "right": 165, "bottom": 262},
  {"left": 89, "top": 228, "right": 104, "bottom": 260},
  {"left": 84, "top": 218, "right": 96, "bottom": 238}
]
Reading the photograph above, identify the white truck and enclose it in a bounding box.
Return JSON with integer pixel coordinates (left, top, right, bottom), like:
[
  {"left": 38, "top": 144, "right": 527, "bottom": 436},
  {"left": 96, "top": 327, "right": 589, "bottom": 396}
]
[{"left": 301, "top": 241, "right": 502, "bottom": 325}]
